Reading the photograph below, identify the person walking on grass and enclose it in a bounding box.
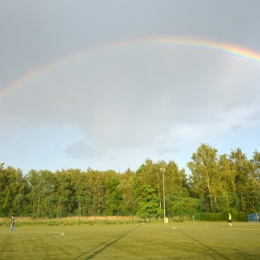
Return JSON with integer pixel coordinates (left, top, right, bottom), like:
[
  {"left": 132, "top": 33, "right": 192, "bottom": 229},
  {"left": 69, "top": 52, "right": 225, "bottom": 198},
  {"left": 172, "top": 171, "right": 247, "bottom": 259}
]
[
  {"left": 228, "top": 213, "right": 232, "bottom": 226},
  {"left": 10, "top": 216, "right": 15, "bottom": 232}
]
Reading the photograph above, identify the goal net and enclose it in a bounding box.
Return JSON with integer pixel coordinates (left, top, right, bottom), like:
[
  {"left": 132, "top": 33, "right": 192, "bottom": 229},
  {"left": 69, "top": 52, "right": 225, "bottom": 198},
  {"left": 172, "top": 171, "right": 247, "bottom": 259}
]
[{"left": 248, "top": 213, "right": 260, "bottom": 222}]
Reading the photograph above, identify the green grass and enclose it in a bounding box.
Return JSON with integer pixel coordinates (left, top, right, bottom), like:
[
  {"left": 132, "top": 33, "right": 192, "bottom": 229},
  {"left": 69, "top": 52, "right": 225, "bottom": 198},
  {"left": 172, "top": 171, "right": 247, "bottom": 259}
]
[{"left": 0, "top": 222, "right": 259, "bottom": 259}]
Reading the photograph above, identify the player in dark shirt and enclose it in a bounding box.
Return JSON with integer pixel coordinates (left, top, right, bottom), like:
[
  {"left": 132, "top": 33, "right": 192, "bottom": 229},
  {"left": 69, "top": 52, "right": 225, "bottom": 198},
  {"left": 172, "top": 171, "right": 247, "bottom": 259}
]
[{"left": 10, "top": 216, "right": 15, "bottom": 232}]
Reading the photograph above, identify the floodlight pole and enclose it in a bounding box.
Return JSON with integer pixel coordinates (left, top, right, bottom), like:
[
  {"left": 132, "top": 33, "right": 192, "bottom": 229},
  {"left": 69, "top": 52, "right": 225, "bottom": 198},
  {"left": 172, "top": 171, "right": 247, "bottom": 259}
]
[{"left": 160, "top": 168, "right": 166, "bottom": 223}]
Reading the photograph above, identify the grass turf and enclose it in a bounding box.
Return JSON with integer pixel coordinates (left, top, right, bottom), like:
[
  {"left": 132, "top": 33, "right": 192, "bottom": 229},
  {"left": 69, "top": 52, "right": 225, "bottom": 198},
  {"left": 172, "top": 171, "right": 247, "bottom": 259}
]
[{"left": 0, "top": 222, "right": 259, "bottom": 259}]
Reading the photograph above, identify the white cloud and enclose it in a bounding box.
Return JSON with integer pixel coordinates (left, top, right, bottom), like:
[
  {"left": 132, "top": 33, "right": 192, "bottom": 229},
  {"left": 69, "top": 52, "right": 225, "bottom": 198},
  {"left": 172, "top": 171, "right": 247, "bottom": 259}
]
[{"left": 64, "top": 140, "right": 98, "bottom": 159}]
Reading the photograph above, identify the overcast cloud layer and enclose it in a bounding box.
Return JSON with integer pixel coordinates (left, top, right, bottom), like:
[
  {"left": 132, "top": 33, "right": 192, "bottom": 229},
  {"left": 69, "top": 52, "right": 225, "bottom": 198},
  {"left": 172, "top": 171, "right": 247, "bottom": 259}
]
[{"left": 1, "top": 1, "right": 260, "bottom": 173}]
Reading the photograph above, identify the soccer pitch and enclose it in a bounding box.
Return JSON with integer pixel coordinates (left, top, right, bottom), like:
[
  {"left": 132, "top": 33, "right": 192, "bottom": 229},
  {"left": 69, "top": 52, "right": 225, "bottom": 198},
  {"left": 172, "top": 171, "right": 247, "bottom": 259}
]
[{"left": 0, "top": 222, "right": 259, "bottom": 259}]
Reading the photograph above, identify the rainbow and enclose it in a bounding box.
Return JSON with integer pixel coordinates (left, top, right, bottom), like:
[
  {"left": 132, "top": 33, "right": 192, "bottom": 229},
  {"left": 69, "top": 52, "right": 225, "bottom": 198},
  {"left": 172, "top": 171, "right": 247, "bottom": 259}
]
[{"left": 1, "top": 37, "right": 260, "bottom": 100}]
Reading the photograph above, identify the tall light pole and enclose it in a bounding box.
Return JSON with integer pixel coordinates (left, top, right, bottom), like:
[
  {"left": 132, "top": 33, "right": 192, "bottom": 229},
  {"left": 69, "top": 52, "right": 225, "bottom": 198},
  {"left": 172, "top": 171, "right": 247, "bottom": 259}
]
[{"left": 160, "top": 168, "right": 166, "bottom": 223}]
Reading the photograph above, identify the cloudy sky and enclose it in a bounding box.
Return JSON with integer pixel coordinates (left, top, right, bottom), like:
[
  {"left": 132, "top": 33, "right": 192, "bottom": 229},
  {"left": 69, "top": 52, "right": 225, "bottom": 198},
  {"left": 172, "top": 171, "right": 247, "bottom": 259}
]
[{"left": 1, "top": 0, "right": 260, "bottom": 174}]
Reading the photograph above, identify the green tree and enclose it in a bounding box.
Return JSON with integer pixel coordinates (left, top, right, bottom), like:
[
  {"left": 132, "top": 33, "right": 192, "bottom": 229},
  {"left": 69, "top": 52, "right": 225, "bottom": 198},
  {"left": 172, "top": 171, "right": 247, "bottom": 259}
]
[
  {"left": 52, "top": 169, "right": 72, "bottom": 217},
  {"left": 68, "top": 169, "right": 89, "bottom": 216},
  {"left": 218, "top": 154, "right": 236, "bottom": 193},
  {"left": 230, "top": 149, "right": 250, "bottom": 194},
  {"left": 85, "top": 168, "right": 106, "bottom": 215},
  {"left": 167, "top": 186, "right": 200, "bottom": 217},
  {"left": 105, "top": 177, "right": 122, "bottom": 215},
  {"left": 187, "top": 144, "right": 219, "bottom": 210},
  {"left": 25, "top": 169, "right": 55, "bottom": 217},
  {"left": 117, "top": 168, "right": 136, "bottom": 215},
  {"left": 251, "top": 150, "right": 260, "bottom": 188},
  {"left": 0, "top": 166, "right": 27, "bottom": 216},
  {"left": 134, "top": 160, "right": 162, "bottom": 208},
  {"left": 136, "top": 185, "right": 159, "bottom": 218},
  {"left": 228, "top": 148, "right": 260, "bottom": 214}
]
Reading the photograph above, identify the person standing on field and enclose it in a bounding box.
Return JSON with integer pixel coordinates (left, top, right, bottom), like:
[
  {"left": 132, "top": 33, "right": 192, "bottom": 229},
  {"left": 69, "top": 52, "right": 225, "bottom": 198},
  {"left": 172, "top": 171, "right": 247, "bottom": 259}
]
[
  {"left": 228, "top": 213, "right": 232, "bottom": 226},
  {"left": 10, "top": 216, "right": 15, "bottom": 232}
]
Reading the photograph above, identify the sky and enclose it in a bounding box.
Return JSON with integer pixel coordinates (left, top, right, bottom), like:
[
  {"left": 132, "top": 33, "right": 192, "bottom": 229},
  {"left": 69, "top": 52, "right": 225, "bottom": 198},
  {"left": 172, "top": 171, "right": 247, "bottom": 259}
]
[{"left": 0, "top": 0, "right": 260, "bottom": 174}]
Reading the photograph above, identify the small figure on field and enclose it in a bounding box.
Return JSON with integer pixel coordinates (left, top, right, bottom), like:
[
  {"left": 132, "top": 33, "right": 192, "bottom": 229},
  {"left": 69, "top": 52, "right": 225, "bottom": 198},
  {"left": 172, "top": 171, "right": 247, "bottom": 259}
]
[
  {"left": 228, "top": 213, "right": 232, "bottom": 226},
  {"left": 10, "top": 216, "right": 15, "bottom": 232}
]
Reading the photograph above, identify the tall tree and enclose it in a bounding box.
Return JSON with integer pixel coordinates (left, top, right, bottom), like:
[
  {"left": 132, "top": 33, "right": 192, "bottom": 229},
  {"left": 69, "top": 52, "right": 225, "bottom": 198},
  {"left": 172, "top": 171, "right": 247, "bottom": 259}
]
[
  {"left": 0, "top": 166, "right": 27, "bottom": 216},
  {"left": 167, "top": 186, "right": 200, "bottom": 216},
  {"left": 25, "top": 169, "right": 55, "bottom": 217},
  {"left": 68, "top": 169, "right": 89, "bottom": 215},
  {"left": 53, "top": 169, "right": 72, "bottom": 217},
  {"left": 134, "top": 159, "right": 168, "bottom": 211},
  {"left": 218, "top": 154, "right": 236, "bottom": 193},
  {"left": 229, "top": 149, "right": 251, "bottom": 194},
  {"left": 252, "top": 150, "right": 260, "bottom": 184},
  {"left": 118, "top": 168, "right": 136, "bottom": 215},
  {"left": 105, "top": 177, "right": 122, "bottom": 215},
  {"left": 136, "top": 185, "right": 159, "bottom": 218},
  {"left": 85, "top": 168, "right": 106, "bottom": 215},
  {"left": 187, "top": 143, "right": 219, "bottom": 209},
  {"left": 229, "top": 148, "right": 255, "bottom": 212}
]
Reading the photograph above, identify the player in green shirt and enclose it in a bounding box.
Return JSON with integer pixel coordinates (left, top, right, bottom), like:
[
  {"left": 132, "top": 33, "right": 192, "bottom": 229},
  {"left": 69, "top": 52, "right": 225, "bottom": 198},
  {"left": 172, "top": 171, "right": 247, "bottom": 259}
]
[{"left": 228, "top": 213, "right": 232, "bottom": 226}]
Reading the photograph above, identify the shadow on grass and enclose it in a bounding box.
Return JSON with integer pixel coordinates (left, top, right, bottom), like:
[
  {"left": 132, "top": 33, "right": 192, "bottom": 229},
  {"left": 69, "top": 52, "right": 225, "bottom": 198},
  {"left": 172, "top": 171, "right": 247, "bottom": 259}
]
[
  {"left": 176, "top": 229, "right": 230, "bottom": 260},
  {"left": 73, "top": 225, "right": 140, "bottom": 260}
]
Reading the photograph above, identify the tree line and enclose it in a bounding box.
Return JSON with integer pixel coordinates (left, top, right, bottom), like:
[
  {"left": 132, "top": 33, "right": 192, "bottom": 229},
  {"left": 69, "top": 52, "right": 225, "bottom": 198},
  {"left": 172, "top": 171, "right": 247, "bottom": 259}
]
[{"left": 0, "top": 144, "right": 259, "bottom": 219}]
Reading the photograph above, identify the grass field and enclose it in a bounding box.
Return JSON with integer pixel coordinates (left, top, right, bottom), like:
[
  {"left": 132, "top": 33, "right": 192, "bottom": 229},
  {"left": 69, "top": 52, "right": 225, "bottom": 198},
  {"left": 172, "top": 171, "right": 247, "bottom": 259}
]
[{"left": 0, "top": 222, "right": 259, "bottom": 259}]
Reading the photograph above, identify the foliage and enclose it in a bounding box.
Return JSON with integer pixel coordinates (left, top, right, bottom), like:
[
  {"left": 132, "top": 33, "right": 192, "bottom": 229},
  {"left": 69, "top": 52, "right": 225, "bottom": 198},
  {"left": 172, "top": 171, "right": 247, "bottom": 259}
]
[
  {"left": 105, "top": 177, "right": 122, "bottom": 215},
  {"left": 136, "top": 185, "right": 159, "bottom": 218},
  {"left": 1, "top": 145, "right": 260, "bottom": 220}
]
